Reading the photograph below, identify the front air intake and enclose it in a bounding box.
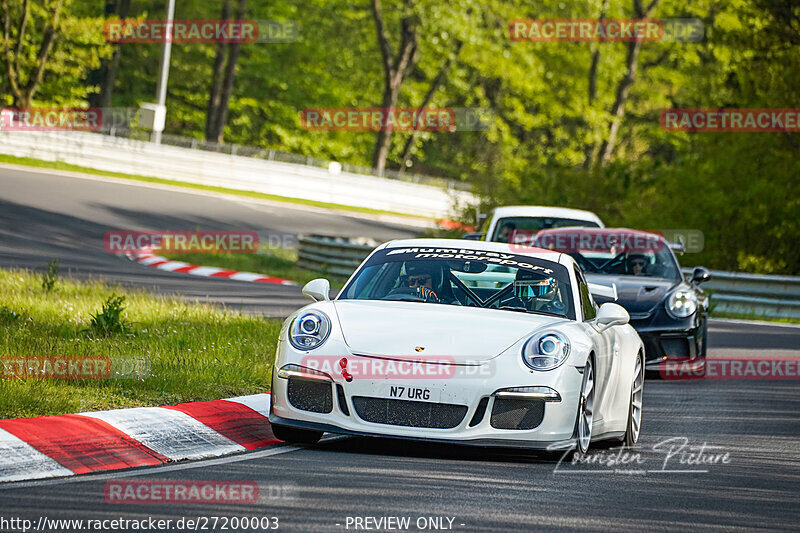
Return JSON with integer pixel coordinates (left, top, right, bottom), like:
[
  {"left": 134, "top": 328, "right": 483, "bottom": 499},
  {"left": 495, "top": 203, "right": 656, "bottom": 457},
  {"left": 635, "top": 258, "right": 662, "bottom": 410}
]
[
  {"left": 336, "top": 384, "right": 350, "bottom": 416},
  {"left": 468, "top": 397, "right": 490, "bottom": 427},
  {"left": 490, "top": 398, "right": 545, "bottom": 430},
  {"left": 287, "top": 377, "right": 333, "bottom": 414},
  {"left": 351, "top": 397, "right": 467, "bottom": 429}
]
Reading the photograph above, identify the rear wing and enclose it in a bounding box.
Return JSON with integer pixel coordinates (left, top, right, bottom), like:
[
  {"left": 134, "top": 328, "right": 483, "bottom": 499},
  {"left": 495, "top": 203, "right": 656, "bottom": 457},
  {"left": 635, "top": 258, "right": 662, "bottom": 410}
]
[
  {"left": 588, "top": 282, "right": 618, "bottom": 301},
  {"left": 667, "top": 240, "right": 686, "bottom": 254}
]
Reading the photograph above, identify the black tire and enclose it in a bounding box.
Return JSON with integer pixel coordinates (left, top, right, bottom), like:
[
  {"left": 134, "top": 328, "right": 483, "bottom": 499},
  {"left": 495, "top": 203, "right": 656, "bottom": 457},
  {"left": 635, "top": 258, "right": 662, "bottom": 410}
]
[
  {"left": 624, "top": 353, "right": 645, "bottom": 447},
  {"left": 271, "top": 424, "right": 323, "bottom": 445},
  {"left": 572, "top": 356, "right": 595, "bottom": 457},
  {"left": 700, "top": 319, "right": 708, "bottom": 357}
]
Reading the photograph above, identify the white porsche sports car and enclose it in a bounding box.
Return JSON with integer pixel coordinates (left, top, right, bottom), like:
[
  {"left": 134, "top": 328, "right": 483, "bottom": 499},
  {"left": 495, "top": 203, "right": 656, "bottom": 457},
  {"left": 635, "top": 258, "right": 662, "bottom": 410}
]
[{"left": 269, "top": 239, "right": 645, "bottom": 454}]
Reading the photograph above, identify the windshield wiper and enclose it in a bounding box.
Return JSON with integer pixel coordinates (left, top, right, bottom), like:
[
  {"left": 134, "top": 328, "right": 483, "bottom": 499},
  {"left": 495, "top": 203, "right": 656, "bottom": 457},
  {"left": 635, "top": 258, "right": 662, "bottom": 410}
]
[
  {"left": 498, "top": 306, "right": 566, "bottom": 318},
  {"left": 382, "top": 294, "right": 425, "bottom": 303},
  {"left": 499, "top": 305, "right": 529, "bottom": 313}
]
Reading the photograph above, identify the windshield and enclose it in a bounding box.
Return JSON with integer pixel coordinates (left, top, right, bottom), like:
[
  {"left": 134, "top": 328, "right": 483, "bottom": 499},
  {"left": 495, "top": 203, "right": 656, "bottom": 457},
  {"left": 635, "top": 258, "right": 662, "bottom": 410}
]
[
  {"left": 492, "top": 216, "right": 600, "bottom": 242},
  {"left": 533, "top": 231, "right": 682, "bottom": 280},
  {"left": 339, "top": 246, "right": 575, "bottom": 320}
]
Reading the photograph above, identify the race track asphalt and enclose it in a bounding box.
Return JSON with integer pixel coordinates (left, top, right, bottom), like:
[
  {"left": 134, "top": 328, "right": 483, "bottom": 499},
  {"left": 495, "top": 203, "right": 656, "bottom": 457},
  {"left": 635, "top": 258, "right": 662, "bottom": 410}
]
[
  {"left": 0, "top": 165, "right": 422, "bottom": 316},
  {"left": 1, "top": 166, "right": 799, "bottom": 532}
]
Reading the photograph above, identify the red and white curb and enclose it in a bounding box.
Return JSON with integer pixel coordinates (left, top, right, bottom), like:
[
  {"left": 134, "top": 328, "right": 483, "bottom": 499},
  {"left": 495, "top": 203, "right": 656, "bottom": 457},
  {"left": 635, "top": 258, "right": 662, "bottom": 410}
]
[
  {"left": 125, "top": 252, "right": 296, "bottom": 286},
  {"left": 0, "top": 393, "right": 278, "bottom": 483}
]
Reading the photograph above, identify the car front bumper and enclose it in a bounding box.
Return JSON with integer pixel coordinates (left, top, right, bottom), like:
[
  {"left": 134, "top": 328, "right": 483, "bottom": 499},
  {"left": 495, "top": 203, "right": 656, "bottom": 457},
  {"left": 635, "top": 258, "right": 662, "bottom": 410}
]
[
  {"left": 632, "top": 324, "right": 705, "bottom": 369},
  {"left": 627, "top": 307, "right": 706, "bottom": 368},
  {"left": 268, "top": 348, "right": 586, "bottom": 449}
]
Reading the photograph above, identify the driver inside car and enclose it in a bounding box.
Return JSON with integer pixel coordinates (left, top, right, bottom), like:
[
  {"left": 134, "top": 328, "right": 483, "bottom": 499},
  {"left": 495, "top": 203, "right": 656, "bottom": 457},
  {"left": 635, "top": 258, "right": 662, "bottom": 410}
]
[
  {"left": 507, "top": 269, "right": 566, "bottom": 315},
  {"left": 497, "top": 222, "right": 517, "bottom": 243},
  {"left": 627, "top": 253, "right": 648, "bottom": 276},
  {"left": 404, "top": 262, "right": 441, "bottom": 303}
]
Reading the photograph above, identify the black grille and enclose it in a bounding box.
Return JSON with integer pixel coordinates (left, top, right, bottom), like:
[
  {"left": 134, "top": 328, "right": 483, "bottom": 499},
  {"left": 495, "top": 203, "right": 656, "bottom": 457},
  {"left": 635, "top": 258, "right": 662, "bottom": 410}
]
[
  {"left": 287, "top": 378, "right": 333, "bottom": 413},
  {"left": 336, "top": 384, "right": 350, "bottom": 416},
  {"left": 351, "top": 396, "right": 467, "bottom": 429},
  {"left": 469, "top": 397, "right": 490, "bottom": 427},
  {"left": 661, "top": 338, "right": 690, "bottom": 358},
  {"left": 490, "top": 398, "right": 545, "bottom": 430}
]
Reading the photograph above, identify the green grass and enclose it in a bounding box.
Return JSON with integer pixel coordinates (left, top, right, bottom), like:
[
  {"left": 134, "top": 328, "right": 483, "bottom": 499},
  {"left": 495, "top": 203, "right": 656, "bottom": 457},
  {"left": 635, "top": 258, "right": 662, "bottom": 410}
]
[
  {"left": 0, "top": 268, "right": 283, "bottom": 419},
  {"left": 709, "top": 311, "right": 800, "bottom": 325},
  {"left": 162, "top": 246, "right": 341, "bottom": 288},
  {"left": 0, "top": 153, "right": 429, "bottom": 220}
]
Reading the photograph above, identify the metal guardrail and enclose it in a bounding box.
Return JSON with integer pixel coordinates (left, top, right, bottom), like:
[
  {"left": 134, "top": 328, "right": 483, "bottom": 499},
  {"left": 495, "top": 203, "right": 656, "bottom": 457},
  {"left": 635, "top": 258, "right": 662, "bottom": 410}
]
[
  {"left": 105, "top": 129, "right": 472, "bottom": 192},
  {"left": 0, "top": 130, "right": 474, "bottom": 218},
  {"left": 296, "top": 237, "right": 800, "bottom": 319},
  {"left": 681, "top": 268, "right": 800, "bottom": 319},
  {"left": 297, "top": 235, "right": 377, "bottom": 280}
]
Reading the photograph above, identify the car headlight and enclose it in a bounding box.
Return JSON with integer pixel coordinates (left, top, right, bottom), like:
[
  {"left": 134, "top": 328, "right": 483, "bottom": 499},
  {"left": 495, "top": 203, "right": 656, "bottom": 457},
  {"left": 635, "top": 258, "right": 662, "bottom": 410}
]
[
  {"left": 289, "top": 311, "right": 331, "bottom": 350},
  {"left": 522, "top": 332, "right": 570, "bottom": 371},
  {"left": 667, "top": 289, "right": 697, "bottom": 318}
]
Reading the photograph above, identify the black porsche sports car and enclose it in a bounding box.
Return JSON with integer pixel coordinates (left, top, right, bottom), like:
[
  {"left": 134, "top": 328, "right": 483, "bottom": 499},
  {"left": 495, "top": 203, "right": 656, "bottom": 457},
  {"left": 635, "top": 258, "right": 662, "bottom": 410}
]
[{"left": 532, "top": 227, "right": 711, "bottom": 370}]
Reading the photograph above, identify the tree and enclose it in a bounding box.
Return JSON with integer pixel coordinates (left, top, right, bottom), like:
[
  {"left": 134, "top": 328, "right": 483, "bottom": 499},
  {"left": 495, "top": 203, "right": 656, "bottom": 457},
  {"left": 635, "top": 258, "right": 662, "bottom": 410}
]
[
  {"left": 595, "top": 0, "right": 661, "bottom": 166},
  {"left": 370, "top": 0, "right": 418, "bottom": 173},
  {"left": 205, "top": 0, "right": 247, "bottom": 144},
  {"left": 88, "top": 0, "right": 131, "bottom": 109},
  {"left": 1, "top": 0, "right": 111, "bottom": 107},
  {"left": 2, "top": 0, "right": 64, "bottom": 107},
  {"left": 398, "top": 39, "right": 462, "bottom": 171}
]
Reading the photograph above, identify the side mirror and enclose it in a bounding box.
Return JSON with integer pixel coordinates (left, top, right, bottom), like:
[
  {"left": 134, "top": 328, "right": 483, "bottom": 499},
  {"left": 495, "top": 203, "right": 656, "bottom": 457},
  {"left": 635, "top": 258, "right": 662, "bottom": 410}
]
[
  {"left": 302, "top": 278, "right": 330, "bottom": 302},
  {"left": 462, "top": 233, "right": 485, "bottom": 241},
  {"left": 595, "top": 302, "right": 629, "bottom": 330},
  {"left": 690, "top": 266, "right": 711, "bottom": 285}
]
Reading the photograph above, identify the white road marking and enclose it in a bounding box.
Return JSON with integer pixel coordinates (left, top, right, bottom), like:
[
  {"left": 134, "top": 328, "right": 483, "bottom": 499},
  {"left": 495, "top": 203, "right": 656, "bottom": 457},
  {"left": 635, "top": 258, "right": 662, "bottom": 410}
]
[
  {"left": 225, "top": 394, "right": 271, "bottom": 417},
  {"left": 228, "top": 272, "right": 268, "bottom": 282},
  {"left": 136, "top": 255, "right": 169, "bottom": 266},
  {"left": 78, "top": 407, "right": 243, "bottom": 461},
  {"left": 156, "top": 261, "right": 192, "bottom": 272},
  {"left": 0, "top": 428, "right": 74, "bottom": 483},
  {"left": 0, "top": 443, "right": 305, "bottom": 489},
  {"left": 0, "top": 434, "right": 348, "bottom": 489},
  {"left": 186, "top": 266, "right": 225, "bottom": 277}
]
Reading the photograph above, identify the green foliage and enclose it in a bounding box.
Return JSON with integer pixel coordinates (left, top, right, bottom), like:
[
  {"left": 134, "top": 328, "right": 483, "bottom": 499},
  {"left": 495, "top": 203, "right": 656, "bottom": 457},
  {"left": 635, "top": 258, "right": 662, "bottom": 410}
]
[
  {"left": 86, "top": 294, "right": 132, "bottom": 336},
  {"left": 0, "top": 306, "right": 23, "bottom": 324},
  {"left": 41, "top": 258, "right": 59, "bottom": 293},
  {"left": 0, "top": 0, "right": 113, "bottom": 106},
  {"left": 0, "top": 269, "right": 281, "bottom": 418},
  {"left": 1, "top": 0, "right": 798, "bottom": 273}
]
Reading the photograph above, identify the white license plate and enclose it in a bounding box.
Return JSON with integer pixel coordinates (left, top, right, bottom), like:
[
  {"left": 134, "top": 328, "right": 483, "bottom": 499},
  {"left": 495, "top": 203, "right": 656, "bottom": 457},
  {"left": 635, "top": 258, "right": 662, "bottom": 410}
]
[{"left": 380, "top": 384, "right": 441, "bottom": 403}]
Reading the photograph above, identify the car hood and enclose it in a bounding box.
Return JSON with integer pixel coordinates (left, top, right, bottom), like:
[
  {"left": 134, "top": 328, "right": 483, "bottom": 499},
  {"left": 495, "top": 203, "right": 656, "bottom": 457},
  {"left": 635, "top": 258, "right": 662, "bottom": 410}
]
[
  {"left": 586, "top": 274, "right": 680, "bottom": 315},
  {"left": 332, "top": 300, "right": 564, "bottom": 364}
]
